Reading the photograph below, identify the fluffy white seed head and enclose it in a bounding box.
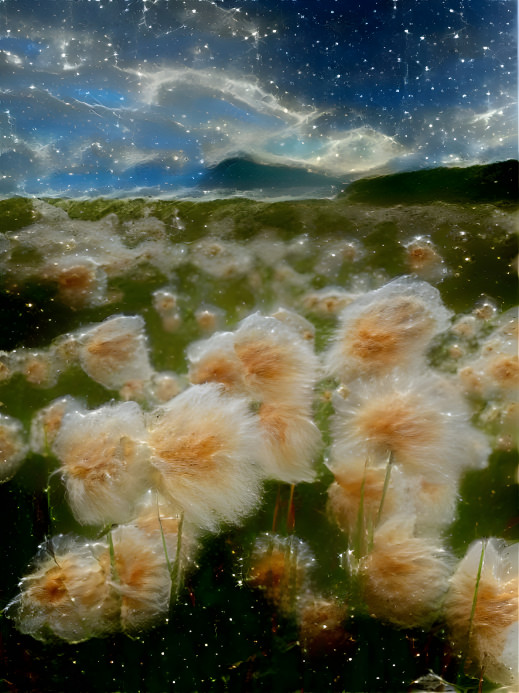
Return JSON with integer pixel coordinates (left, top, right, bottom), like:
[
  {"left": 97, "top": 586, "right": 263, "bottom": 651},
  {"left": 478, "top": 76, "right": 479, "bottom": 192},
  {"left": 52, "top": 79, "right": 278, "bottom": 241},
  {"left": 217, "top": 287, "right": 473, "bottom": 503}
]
[
  {"left": 10, "top": 348, "right": 60, "bottom": 388},
  {"left": 458, "top": 331, "right": 519, "bottom": 403},
  {"left": 257, "top": 402, "right": 321, "bottom": 484},
  {"left": 147, "top": 383, "right": 265, "bottom": 532},
  {"left": 302, "top": 287, "right": 360, "bottom": 317},
  {"left": 7, "top": 535, "right": 117, "bottom": 643},
  {"left": 188, "top": 331, "right": 244, "bottom": 392},
  {"left": 54, "top": 402, "right": 152, "bottom": 526},
  {"left": 41, "top": 255, "right": 108, "bottom": 308},
  {"left": 233, "top": 312, "right": 320, "bottom": 405},
  {"left": 0, "top": 414, "right": 28, "bottom": 483},
  {"left": 247, "top": 533, "right": 316, "bottom": 616},
  {"left": 402, "top": 236, "right": 447, "bottom": 280},
  {"left": 30, "top": 396, "right": 83, "bottom": 456},
  {"left": 103, "top": 525, "right": 173, "bottom": 633},
  {"left": 331, "top": 370, "right": 490, "bottom": 482},
  {"left": 77, "top": 314, "right": 153, "bottom": 390},
  {"left": 130, "top": 489, "right": 199, "bottom": 564},
  {"left": 327, "top": 457, "right": 412, "bottom": 538},
  {"left": 359, "top": 516, "right": 453, "bottom": 628},
  {"left": 444, "top": 539, "right": 519, "bottom": 687},
  {"left": 325, "top": 277, "right": 452, "bottom": 383},
  {"left": 189, "top": 313, "right": 320, "bottom": 407}
]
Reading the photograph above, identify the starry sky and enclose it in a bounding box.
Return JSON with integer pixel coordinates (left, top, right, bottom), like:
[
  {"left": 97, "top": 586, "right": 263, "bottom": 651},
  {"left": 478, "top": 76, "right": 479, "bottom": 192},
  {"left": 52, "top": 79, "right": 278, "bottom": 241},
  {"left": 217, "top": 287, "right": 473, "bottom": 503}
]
[{"left": 0, "top": 0, "right": 516, "bottom": 198}]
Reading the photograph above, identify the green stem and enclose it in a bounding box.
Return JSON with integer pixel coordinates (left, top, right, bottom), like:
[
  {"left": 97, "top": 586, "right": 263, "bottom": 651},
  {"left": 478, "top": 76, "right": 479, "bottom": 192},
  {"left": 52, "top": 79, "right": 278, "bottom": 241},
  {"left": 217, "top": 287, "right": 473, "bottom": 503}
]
[
  {"left": 468, "top": 540, "right": 486, "bottom": 644},
  {"left": 170, "top": 513, "right": 184, "bottom": 603},
  {"left": 107, "top": 529, "right": 120, "bottom": 584},
  {"left": 375, "top": 451, "right": 394, "bottom": 528}
]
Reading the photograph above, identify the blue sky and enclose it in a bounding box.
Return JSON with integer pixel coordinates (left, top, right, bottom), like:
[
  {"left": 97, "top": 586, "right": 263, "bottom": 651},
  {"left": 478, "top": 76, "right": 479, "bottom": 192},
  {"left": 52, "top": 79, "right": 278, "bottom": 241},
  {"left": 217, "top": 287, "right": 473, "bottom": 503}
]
[{"left": 0, "top": 0, "right": 516, "bottom": 197}]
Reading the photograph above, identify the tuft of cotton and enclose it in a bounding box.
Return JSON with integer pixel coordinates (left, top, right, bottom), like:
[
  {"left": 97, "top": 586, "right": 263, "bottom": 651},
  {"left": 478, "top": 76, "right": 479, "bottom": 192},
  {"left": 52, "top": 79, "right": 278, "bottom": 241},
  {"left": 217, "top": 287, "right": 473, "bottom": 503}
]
[
  {"left": 443, "top": 539, "right": 519, "bottom": 688},
  {"left": 77, "top": 314, "right": 153, "bottom": 390},
  {"left": 327, "top": 456, "right": 412, "bottom": 540},
  {"left": 330, "top": 370, "right": 490, "bottom": 482},
  {"left": 188, "top": 312, "right": 320, "bottom": 407},
  {"left": 103, "top": 525, "right": 173, "bottom": 633},
  {"left": 30, "top": 395, "right": 83, "bottom": 457},
  {"left": 10, "top": 348, "right": 60, "bottom": 388},
  {"left": 247, "top": 533, "right": 316, "bottom": 616},
  {"left": 188, "top": 331, "right": 244, "bottom": 392},
  {"left": 40, "top": 255, "right": 108, "bottom": 308},
  {"left": 257, "top": 402, "right": 321, "bottom": 484},
  {"left": 0, "top": 414, "right": 28, "bottom": 483},
  {"left": 458, "top": 325, "right": 519, "bottom": 403},
  {"left": 359, "top": 516, "right": 454, "bottom": 628},
  {"left": 6, "top": 535, "right": 117, "bottom": 643},
  {"left": 147, "top": 383, "right": 265, "bottom": 532},
  {"left": 297, "top": 593, "right": 351, "bottom": 657},
  {"left": 324, "top": 276, "right": 452, "bottom": 383},
  {"left": 233, "top": 312, "right": 320, "bottom": 405},
  {"left": 54, "top": 401, "right": 152, "bottom": 526}
]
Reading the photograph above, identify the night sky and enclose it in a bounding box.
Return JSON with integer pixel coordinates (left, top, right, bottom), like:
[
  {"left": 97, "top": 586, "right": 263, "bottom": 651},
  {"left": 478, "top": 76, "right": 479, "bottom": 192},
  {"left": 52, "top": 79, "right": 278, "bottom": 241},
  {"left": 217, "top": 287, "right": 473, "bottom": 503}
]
[{"left": 0, "top": 0, "right": 516, "bottom": 197}]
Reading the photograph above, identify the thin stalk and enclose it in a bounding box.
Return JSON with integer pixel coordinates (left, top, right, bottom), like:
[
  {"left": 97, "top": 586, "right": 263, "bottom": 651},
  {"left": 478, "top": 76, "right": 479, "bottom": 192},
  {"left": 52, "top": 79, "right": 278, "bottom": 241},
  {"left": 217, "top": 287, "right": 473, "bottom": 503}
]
[
  {"left": 375, "top": 451, "right": 394, "bottom": 528},
  {"left": 156, "top": 498, "right": 173, "bottom": 578},
  {"left": 286, "top": 484, "right": 295, "bottom": 533},
  {"left": 107, "top": 529, "right": 120, "bottom": 584},
  {"left": 170, "top": 513, "right": 184, "bottom": 602},
  {"left": 468, "top": 540, "right": 486, "bottom": 644}
]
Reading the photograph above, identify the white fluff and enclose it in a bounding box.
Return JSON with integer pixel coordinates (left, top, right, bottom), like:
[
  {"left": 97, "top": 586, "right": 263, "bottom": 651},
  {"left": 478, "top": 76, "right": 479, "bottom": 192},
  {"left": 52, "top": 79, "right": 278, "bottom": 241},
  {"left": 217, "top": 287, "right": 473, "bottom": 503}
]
[
  {"left": 147, "top": 383, "right": 265, "bottom": 532},
  {"left": 0, "top": 414, "right": 28, "bottom": 483},
  {"left": 444, "top": 539, "right": 519, "bottom": 688},
  {"left": 54, "top": 401, "right": 152, "bottom": 526},
  {"left": 77, "top": 314, "right": 153, "bottom": 390},
  {"left": 7, "top": 535, "right": 116, "bottom": 643},
  {"left": 330, "top": 369, "right": 490, "bottom": 483},
  {"left": 257, "top": 402, "right": 322, "bottom": 484},
  {"left": 324, "top": 276, "right": 453, "bottom": 383}
]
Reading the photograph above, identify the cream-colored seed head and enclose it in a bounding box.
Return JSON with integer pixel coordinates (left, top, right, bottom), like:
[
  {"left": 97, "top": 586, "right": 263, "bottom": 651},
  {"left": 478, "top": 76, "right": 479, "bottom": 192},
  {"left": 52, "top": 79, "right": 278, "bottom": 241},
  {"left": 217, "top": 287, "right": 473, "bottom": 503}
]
[
  {"left": 146, "top": 371, "right": 184, "bottom": 404},
  {"left": 189, "top": 313, "right": 320, "bottom": 407},
  {"left": 30, "top": 396, "right": 83, "bottom": 456},
  {"left": 444, "top": 539, "right": 519, "bottom": 687},
  {"left": 271, "top": 307, "right": 316, "bottom": 342},
  {"left": 331, "top": 370, "right": 490, "bottom": 481},
  {"left": 0, "top": 414, "right": 28, "bottom": 483},
  {"left": 54, "top": 402, "right": 151, "bottom": 526},
  {"left": 188, "top": 332, "right": 244, "bottom": 392},
  {"left": 131, "top": 489, "right": 199, "bottom": 564},
  {"left": 257, "top": 402, "right": 321, "bottom": 484},
  {"left": 77, "top": 314, "right": 153, "bottom": 390},
  {"left": 195, "top": 305, "right": 224, "bottom": 332},
  {"left": 359, "top": 516, "right": 453, "bottom": 628},
  {"left": 403, "top": 236, "right": 447, "bottom": 280},
  {"left": 458, "top": 329, "right": 519, "bottom": 402},
  {"left": 325, "top": 277, "right": 452, "bottom": 383},
  {"left": 302, "top": 288, "right": 359, "bottom": 316},
  {"left": 147, "top": 383, "right": 265, "bottom": 532},
  {"left": 327, "top": 457, "right": 411, "bottom": 538},
  {"left": 42, "top": 256, "right": 107, "bottom": 308},
  {"left": 247, "top": 533, "right": 315, "bottom": 616},
  {"left": 233, "top": 312, "right": 320, "bottom": 406},
  {"left": 104, "top": 526, "right": 173, "bottom": 633},
  {"left": 11, "top": 348, "right": 59, "bottom": 388},
  {"left": 7, "top": 536, "right": 117, "bottom": 643},
  {"left": 298, "top": 594, "right": 351, "bottom": 656}
]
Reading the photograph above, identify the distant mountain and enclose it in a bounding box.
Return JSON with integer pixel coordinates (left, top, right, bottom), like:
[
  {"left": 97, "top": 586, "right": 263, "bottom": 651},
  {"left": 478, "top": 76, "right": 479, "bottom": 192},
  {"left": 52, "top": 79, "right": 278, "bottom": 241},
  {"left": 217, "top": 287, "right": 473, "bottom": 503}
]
[
  {"left": 340, "top": 160, "right": 518, "bottom": 206},
  {"left": 198, "top": 156, "right": 347, "bottom": 196}
]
